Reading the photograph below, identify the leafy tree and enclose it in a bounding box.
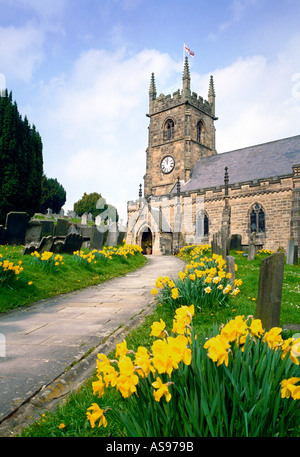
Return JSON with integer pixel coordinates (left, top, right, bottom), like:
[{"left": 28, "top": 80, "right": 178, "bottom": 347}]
[
  {"left": 40, "top": 175, "right": 67, "bottom": 214},
  {"left": 0, "top": 91, "right": 43, "bottom": 224},
  {"left": 74, "top": 192, "right": 118, "bottom": 222}
]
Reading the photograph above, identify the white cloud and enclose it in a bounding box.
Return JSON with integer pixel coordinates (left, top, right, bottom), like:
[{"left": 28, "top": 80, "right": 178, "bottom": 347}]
[
  {"left": 34, "top": 36, "right": 300, "bottom": 221},
  {"left": 0, "top": 24, "right": 45, "bottom": 82},
  {"left": 192, "top": 39, "right": 300, "bottom": 152},
  {"left": 38, "top": 48, "right": 181, "bottom": 220}
]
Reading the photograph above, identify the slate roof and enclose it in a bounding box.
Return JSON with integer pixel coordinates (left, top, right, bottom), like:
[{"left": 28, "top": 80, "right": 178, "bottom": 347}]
[{"left": 180, "top": 135, "right": 300, "bottom": 193}]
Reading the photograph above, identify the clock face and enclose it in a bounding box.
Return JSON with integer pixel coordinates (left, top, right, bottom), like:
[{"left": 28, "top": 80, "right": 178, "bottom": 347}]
[{"left": 161, "top": 155, "right": 175, "bottom": 174}]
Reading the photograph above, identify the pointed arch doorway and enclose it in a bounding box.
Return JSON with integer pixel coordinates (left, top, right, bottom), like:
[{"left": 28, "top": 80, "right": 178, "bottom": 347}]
[{"left": 141, "top": 226, "right": 153, "bottom": 255}]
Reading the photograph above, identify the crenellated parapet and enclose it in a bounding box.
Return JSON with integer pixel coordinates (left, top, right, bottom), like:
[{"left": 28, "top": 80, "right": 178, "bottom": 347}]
[
  {"left": 149, "top": 58, "right": 216, "bottom": 119},
  {"left": 149, "top": 88, "right": 215, "bottom": 118}
]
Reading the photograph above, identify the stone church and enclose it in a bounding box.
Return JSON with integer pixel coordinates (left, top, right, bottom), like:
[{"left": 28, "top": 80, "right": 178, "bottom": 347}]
[{"left": 126, "top": 57, "right": 300, "bottom": 256}]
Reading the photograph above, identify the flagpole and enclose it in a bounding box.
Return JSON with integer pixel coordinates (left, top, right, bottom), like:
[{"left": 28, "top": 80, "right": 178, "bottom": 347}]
[{"left": 183, "top": 41, "right": 185, "bottom": 64}]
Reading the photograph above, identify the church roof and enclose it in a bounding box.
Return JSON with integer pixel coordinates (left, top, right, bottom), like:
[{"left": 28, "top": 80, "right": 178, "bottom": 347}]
[{"left": 181, "top": 134, "right": 300, "bottom": 192}]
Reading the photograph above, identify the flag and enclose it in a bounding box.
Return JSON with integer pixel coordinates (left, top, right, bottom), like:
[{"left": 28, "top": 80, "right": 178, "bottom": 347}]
[{"left": 184, "top": 44, "right": 194, "bottom": 57}]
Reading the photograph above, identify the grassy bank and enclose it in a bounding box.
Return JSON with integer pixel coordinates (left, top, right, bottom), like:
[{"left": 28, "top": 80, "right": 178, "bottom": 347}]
[
  {"left": 0, "top": 244, "right": 147, "bottom": 313},
  {"left": 20, "top": 246, "right": 300, "bottom": 438}
]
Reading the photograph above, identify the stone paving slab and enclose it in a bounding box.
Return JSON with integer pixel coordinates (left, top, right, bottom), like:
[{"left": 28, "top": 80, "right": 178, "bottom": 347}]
[{"left": 0, "top": 255, "right": 184, "bottom": 434}]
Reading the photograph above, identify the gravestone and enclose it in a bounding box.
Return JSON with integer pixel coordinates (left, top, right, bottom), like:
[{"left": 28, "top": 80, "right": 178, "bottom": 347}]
[
  {"left": 286, "top": 238, "right": 295, "bottom": 265},
  {"left": 90, "top": 226, "right": 107, "bottom": 250},
  {"left": 248, "top": 232, "right": 256, "bottom": 260},
  {"left": 230, "top": 234, "right": 242, "bottom": 251},
  {"left": 294, "top": 245, "right": 299, "bottom": 265},
  {"left": 5, "top": 212, "right": 28, "bottom": 245},
  {"left": 81, "top": 213, "right": 87, "bottom": 226},
  {"left": 38, "top": 236, "right": 55, "bottom": 253},
  {"left": 255, "top": 252, "right": 285, "bottom": 330},
  {"left": 221, "top": 226, "right": 230, "bottom": 260},
  {"left": 117, "top": 231, "right": 126, "bottom": 245},
  {"left": 25, "top": 220, "right": 42, "bottom": 244},
  {"left": 95, "top": 215, "right": 102, "bottom": 226},
  {"left": 106, "top": 222, "right": 119, "bottom": 246},
  {"left": 55, "top": 218, "right": 69, "bottom": 237},
  {"left": 53, "top": 233, "right": 83, "bottom": 254},
  {"left": 211, "top": 232, "right": 221, "bottom": 255},
  {"left": 40, "top": 220, "right": 54, "bottom": 238},
  {"left": 226, "top": 255, "right": 235, "bottom": 284}
]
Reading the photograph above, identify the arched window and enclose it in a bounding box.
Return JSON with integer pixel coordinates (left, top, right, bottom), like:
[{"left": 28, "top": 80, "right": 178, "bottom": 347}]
[
  {"left": 197, "top": 120, "right": 204, "bottom": 143},
  {"left": 250, "top": 203, "right": 265, "bottom": 234},
  {"left": 163, "top": 119, "right": 174, "bottom": 141}
]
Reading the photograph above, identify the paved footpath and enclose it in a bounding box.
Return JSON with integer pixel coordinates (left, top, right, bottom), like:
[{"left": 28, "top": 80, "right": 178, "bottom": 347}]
[{"left": 0, "top": 255, "right": 184, "bottom": 436}]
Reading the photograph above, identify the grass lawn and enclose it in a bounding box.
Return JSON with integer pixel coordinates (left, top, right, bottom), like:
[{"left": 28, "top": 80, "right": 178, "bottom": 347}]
[
  {"left": 18, "top": 247, "right": 300, "bottom": 438},
  {"left": 0, "top": 244, "right": 147, "bottom": 313}
]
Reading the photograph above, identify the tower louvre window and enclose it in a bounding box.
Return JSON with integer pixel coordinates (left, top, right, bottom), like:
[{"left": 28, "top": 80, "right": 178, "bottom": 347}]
[
  {"left": 197, "top": 120, "right": 204, "bottom": 143},
  {"left": 163, "top": 119, "right": 174, "bottom": 141}
]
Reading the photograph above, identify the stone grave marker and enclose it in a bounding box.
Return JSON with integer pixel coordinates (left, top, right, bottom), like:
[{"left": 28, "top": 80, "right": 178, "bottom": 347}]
[
  {"left": 40, "top": 220, "right": 54, "bottom": 238},
  {"left": 38, "top": 236, "right": 55, "bottom": 253},
  {"left": 53, "top": 233, "right": 83, "bottom": 254},
  {"left": 5, "top": 212, "right": 28, "bottom": 245},
  {"left": 255, "top": 252, "right": 285, "bottom": 330},
  {"left": 55, "top": 218, "right": 69, "bottom": 237},
  {"left": 221, "top": 226, "right": 230, "bottom": 260},
  {"left": 286, "top": 238, "right": 295, "bottom": 265},
  {"left": 248, "top": 232, "right": 256, "bottom": 260},
  {"left": 230, "top": 234, "right": 242, "bottom": 251},
  {"left": 226, "top": 255, "right": 235, "bottom": 284},
  {"left": 81, "top": 213, "right": 87, "bottom": 226},
  {"left": 90, "top": 227, "right": 105, "bottom": 251},
  {"left": 106, "top": 222, "right": 119, "bottom": 246},
  {"left": 25, "top": 220, "right": 42, "bottom": 244},
  {"left": 294, "top": 245, "right": 298, "bottom": 265}
]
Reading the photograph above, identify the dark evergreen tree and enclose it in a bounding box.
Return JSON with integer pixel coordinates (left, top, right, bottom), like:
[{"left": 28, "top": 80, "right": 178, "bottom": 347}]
[
  {"left": 0, "top": 91, "right": 44, "bottom": 224},
  {"left": 40, "top": 175, "right": 66, "bottom": 214}
]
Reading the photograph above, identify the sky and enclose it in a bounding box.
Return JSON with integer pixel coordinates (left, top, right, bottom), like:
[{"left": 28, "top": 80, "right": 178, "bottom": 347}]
[{"left": 1, "top": 0, "right": 300, "bottom": 223}]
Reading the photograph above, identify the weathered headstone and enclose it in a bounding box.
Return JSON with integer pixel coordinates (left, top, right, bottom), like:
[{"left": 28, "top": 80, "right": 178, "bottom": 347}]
[
  {"left": 248, "top": 232, "right": 256, "bottom": 260},
  {"left": 38, "top": 236, "right": 55, "bottom": 253},
  {"left": 81, "top": 213, "right": 87, "bottom": 226},
  {"left": 226, "top": 255, "right": 235, "bottom": 284},
  {"left": 5, "top": 212, "right": 28, "bottom": 245},
  {"left": 230, "top": 234, "right": 242, "bottom": 251},
  {"left": 59, "top": 233, "right": 83, "bottom": 254},
  {"left": 255, "top": 252, "right": 285, "bottom": 330},
  {"left": 95, "top": 215, "right": 102, "bottom": 226},
  {"left": 286, "top": 237, "right": 295, "bottom": 265},
  {"left": 55, "top": 218, "right": 69, "bottom": 237},
  {"left": 294, "top": 245, "right": 299, "bottom": 265},
  {"left": 25, "top": 220, "right": 42, "bottom": 244},
  {"left": 211, "top": 232, "right": 221, "bottom": 255},
  {"left": 221, "top": 226, "right": 230, "bottom": 260},
  {"left": 40, "top": 220, "right": 54, "bottom": 238},
  {"left": 90, "top": 227, "right": 106, "bottom": 250},
  {"left": 106, "top": 222, "right": 119, "bottom": 246},
  {"left": 117, "top": 231, "right": 126, "bottom": 245}
]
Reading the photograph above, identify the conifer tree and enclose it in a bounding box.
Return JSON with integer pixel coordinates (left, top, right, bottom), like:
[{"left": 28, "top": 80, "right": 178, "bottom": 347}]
[{"left": 0, "top": 91, "right": 44, "bottom": 224}]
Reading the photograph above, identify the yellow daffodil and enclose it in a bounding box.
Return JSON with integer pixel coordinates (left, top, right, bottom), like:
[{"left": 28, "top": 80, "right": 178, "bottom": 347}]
[
  {"left": 171, "top": 288, "right": 179, "bottom": 299},
  {"left": 152, "top": 377, "right": 172, "bottom": 402},
  {"left": 86, "top": 403, "right": 108, "bottom": 428},
  {"left": 150, "top": 319, "right": 166, "bottom": 338}
]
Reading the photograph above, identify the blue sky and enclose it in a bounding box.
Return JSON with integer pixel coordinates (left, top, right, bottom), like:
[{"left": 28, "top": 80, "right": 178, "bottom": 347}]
[{"left": 1, "top": 0, "right": 300, "bottom": 222}]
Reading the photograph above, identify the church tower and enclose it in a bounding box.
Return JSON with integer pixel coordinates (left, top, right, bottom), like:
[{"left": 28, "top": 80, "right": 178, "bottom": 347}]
[{"left": 144, "top": 57, "right": 217, "bottom": 197}]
